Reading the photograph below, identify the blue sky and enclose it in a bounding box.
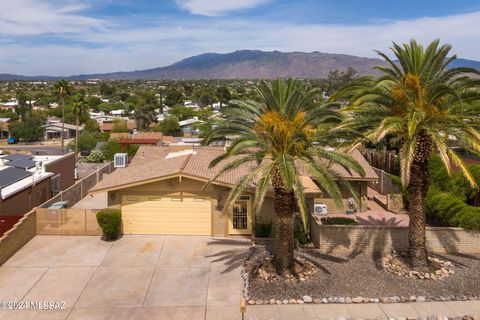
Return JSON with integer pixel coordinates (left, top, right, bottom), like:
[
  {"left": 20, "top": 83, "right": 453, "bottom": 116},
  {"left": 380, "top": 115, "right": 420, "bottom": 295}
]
[{"left": 1, "top": 0, "right": 480, "bottom": 75}]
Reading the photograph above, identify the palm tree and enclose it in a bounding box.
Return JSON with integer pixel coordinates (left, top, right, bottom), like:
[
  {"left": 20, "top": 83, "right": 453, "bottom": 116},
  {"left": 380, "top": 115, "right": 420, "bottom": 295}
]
[
  {"left": 205, "top": 79, "right": 364, "bottom": 273},
  {"left": 334, "top": 39, "right": 480, "bottom": 268},
  {"left": 53, "top": 79, "right": 73, "bottom": 154},
  {"left": 72, "top": 95, "right": 89, "bottom": 156}
]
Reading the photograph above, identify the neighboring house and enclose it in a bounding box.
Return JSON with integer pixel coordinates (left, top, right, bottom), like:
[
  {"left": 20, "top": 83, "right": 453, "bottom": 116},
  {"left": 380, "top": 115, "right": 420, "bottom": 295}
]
[
  {"left": 101, "top": 120, "right": 136, "bottom": 133},
  {"left": 90, "top": 113, "right": 116, "bottom": 127},
  {"left": 0, "top": 118, "right": 11, "bottom": 139},
  {"left": 1, "top": 100, "right": 18, "bottom": 110},
  {"left": 110, "top": 109, "right": 125, "bottom": 116},
  {"left": 44, "top": 122, "right": 84, "bottom": 140},
  {"left": 90, "top": 146, "right": 377, "bottom": 237},
  {"left": 179, "top": 117, "right": 202, "bottom": 135},
  {"left": 0, "top": 152, "right": 75, "bottom": 217}
]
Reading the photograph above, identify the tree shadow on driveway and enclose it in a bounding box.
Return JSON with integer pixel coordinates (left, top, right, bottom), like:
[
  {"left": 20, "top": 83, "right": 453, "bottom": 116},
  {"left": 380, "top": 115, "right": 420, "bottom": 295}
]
[{"left": 206, "top": 238, "right": 250, "bottom": 273}]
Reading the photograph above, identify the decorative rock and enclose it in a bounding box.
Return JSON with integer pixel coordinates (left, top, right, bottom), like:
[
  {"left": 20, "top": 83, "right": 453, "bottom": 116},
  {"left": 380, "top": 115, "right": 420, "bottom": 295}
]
[
  {"left": 303, "top": 295, "right": 313, "bottom": 303},
  {"left": 321, "top": 298, "right": 328, "bottom": 304},
  {"left": 275, "top": 300, "right": 282, "bottom": 305},
  {"left": 352, "top": 296, "right": 363, "bottom": 303},
  {"left": 255, "top": 300, "right": 263, "bottom": 305},
  {"left": 289, "top": 299, "right": 297, "bottom": 304},
  {"left": 248, "top": 300, "right": 256, "bottom": 305},
  {"left": 345, "top": 297, "right": 352, "bottom": 304},
  {"left": 282, "top": 299, "right": 289, "bottom": 304},
  {"left": 391, "top": 296, "right": 401, "bottom": 303},
  {"left": 338, "top": 297, "right": 345, "bottom": 304},
  {"left": 269, "top": 299, "right": 275, "bottom": 305},
  {"left": 371, "top": 298, "right": 380, "bottom": 303},
  {"left": 297, "top": 299, "right": 305, "bottom": 304},
  {"left": 380, "top": 297, "right": 390, "bottom": 303},
  {"left": 313, "top": 299, "right": 322, "bottom": 304},
  {"left": 417, "top": 296, "right": 426, "bottom": 302}
]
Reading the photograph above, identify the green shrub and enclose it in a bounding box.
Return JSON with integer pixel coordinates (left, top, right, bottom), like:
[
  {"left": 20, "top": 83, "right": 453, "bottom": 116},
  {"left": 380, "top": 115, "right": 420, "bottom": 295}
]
[
  {"left": 320, "top": 217, "right": 358, "bottom": 225},
  {"left": 294, "top": 231, "right": 310, "bottom": 245},
  {"left": 82, "top": 150, "right": 105, "bottom": 163},
  {"left": 254, "top": 219, "right": 272, "bottom": 238},
  {"left": 426, "top": 188, "right": 480, "bottom": 231},
  {"left": 96, "top": 209, "right": 122, "bottom": 240}
]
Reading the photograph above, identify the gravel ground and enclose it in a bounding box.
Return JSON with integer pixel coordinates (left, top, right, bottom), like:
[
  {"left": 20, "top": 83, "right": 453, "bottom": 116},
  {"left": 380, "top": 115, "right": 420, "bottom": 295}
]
[{"left": 247, "top": 248, "right": 480, "bottom": 300}]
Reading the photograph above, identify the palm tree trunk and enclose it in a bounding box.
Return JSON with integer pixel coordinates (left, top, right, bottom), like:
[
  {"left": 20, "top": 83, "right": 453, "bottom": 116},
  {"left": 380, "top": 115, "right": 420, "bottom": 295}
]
[
  {"left": 273, "top": 188, "right": 295, "bottom": 273},
  {"left": 407, "top": 142, "right": 431, "bottom": 268},
  {"left": 75, "top": 116, "right": 79, "bottom": 158},
  {"left": 60, "top": 96, "right": 65, "bottom": 155}
]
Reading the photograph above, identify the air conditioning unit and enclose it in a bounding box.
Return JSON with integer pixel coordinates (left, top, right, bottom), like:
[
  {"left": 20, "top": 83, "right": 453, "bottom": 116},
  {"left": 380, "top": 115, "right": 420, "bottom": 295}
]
[
  {"left": 313, "top": 203, "right": 328, "bottom": 216},
  {"left": 114, "top": 153, "right": 128, "bottom": 168}
]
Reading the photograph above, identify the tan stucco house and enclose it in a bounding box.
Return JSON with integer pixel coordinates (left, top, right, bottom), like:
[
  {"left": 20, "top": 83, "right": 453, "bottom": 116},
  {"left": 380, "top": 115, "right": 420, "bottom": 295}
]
[{"left": 90, "top": 145, "right": 377, "bottom": 237}]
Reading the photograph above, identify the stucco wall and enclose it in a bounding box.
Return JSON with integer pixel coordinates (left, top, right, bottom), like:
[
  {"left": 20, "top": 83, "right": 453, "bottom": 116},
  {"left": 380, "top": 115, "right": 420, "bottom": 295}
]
[
  {"left": 0, "top": 209, "right": 37, "bottom": 266},
  {"left": 310, "top": 216, "right": 480, "bottom": 255},
  {"left": 44, "top": 152, "right": 76, "bottom": 191},
  {"left": 315, "top": 181, "right": 368, "bottom": 214},
  {"left": 0, "top": 178, "right": 51, "bottom": 215}
]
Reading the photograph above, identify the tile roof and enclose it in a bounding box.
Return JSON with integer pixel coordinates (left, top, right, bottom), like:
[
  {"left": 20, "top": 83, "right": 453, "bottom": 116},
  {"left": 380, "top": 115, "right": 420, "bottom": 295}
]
[
  {"left": 91, "top": 146, "right": 377, "bottom": 192},
  {"left": 133, "top": 132, "right": 163, "bottom": 140}
]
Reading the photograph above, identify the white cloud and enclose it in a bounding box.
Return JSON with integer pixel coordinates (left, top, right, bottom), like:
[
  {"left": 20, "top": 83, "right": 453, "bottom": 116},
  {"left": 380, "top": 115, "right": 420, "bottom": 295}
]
[
  {"left": 1, "top": 3, "right": 480, "bottom": 76},
  {"left": 175, "top": 0, "right": 271, "bottom": 16},
  {"left": 0, "top": 0, "right": 106, "bottom": 36}
]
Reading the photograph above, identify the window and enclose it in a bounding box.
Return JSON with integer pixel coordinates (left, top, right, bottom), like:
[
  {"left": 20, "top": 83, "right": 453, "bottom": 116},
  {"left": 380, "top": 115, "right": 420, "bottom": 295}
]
[
  {"left": 148, "top": 197, "right": 162, "bottom": 201},
  {"left": 126, "top": 197, "right": 139, "bottom": 202}
]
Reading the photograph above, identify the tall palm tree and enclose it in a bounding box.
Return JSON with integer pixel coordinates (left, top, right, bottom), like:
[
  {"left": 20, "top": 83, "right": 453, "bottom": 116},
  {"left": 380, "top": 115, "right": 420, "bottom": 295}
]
[
  {"left": 53, "top": 79, "right": 73, "bottom": 154},
  {"left": 205, "top": 79, "right": 364, "bottom": 273},
  {"left": 72, "top": 95, "right": 89, "bottom": 156},
  {"left": 334, "top": 39, "right": 480, "bottom": 268}
]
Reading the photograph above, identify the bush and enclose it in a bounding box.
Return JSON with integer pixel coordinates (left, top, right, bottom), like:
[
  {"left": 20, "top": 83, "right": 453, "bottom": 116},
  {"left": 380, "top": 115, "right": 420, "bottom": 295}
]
[
  {"left": 254, "top": 219, "right": 272, "bottom": 238},
  {"left": 294, "top": 231, "right": 310, "bottom": 244},
  {"left": 82, "top": 150, "right": 105, "bottom": 163},
  {"left": 320, "top": 217, "right": 358, "bottom": 225},
  {"left": 96, "top": 209, "right": 122, "bottom": 240},
  {"left": 426, "top": 188, "right": 480, "bottom": 230}
]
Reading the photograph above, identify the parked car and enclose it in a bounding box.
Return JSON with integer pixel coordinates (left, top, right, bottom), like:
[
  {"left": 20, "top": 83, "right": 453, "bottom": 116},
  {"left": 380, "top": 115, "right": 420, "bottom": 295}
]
[
  {"left": 48, "top": 201, "right": 69, "bottom": 209},
  {"left": 7, "top": 137, "right": 18, "bottom": 144}
]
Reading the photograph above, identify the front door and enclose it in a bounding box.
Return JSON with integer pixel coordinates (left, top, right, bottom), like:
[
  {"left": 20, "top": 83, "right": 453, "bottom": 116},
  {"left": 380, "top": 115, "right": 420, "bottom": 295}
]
[{"left": 229, "top": 195, "right": 252, "bottom": 235}]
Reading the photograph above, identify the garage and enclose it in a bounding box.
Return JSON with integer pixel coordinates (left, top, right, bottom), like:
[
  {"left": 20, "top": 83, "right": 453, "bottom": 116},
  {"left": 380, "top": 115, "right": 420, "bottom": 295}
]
[{"left": 121, "top": 195, "right": 212, "bottom": 235}]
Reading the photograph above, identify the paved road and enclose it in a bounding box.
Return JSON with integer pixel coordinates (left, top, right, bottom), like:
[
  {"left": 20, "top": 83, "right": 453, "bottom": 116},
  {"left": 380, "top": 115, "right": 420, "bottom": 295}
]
[{"left": 0, "top": 145, "right": 66, "bottom": 155}]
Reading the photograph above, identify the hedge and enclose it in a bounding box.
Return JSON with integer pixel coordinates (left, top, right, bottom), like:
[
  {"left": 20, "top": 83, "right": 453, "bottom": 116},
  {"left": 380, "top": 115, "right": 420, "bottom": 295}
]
[{"left": 426, "top": 188, "right": 480, "bottom": 231}]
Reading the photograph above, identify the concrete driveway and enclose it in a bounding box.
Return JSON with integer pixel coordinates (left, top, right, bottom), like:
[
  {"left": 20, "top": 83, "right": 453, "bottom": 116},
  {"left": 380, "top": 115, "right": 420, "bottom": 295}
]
[{"left": 0, "top": 235, "right": 250, "bottom": 320}]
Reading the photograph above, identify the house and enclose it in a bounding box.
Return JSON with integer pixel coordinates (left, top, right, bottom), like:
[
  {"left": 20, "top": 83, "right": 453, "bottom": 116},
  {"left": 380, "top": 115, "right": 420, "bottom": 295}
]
[
  {"left": 0, "top": 118, "right": 11, "bottom": 139},
  {"left": 179, "top": 117, "right": 201, "bottom": 135},
  {"left": 0, "top": 152, "right": 75, "bottom": 218},
  {"left": 90, "top": 145, "right": 377, "bottom": 237},
  {"left": 90, "top": 113, "right": 116, "bottom": 127},
  {"left": 110, "top": 109, "right": 125, "bottom": 116},
  {"left": 1, "top": 100, "right": 18, "bottom": 110},
  {"left": 101, "top": 120, "right": 136, "bottom": 133},
  {"left": 44, "top": 121, "right": 84, "bottom": 140}
]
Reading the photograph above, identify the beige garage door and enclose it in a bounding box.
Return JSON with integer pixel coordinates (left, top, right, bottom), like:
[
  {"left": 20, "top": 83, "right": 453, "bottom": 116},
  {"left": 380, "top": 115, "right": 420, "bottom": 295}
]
[{"left": 122, "top": 196, "right": 212, "bottom": 235}]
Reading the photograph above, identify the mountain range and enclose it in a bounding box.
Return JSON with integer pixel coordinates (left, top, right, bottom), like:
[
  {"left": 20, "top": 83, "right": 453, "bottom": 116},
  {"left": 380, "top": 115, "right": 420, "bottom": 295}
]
[{"left": 1, "top": 50, "right": 479, "bottom": 81}]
